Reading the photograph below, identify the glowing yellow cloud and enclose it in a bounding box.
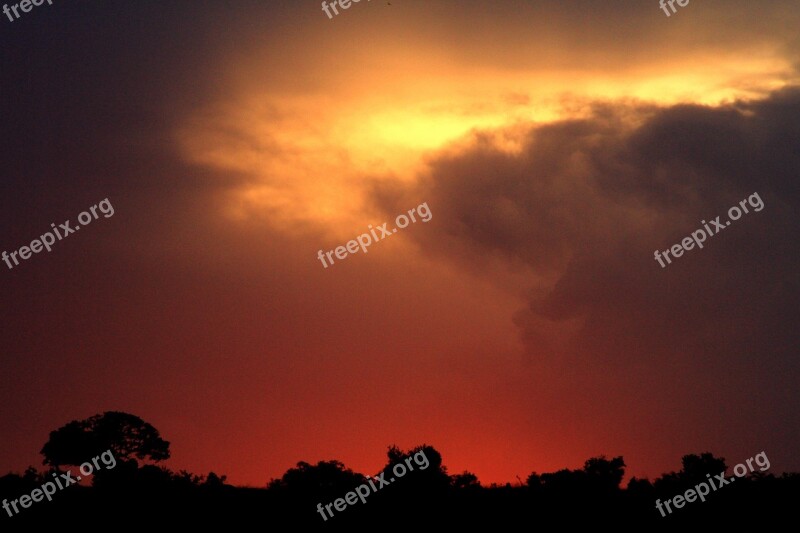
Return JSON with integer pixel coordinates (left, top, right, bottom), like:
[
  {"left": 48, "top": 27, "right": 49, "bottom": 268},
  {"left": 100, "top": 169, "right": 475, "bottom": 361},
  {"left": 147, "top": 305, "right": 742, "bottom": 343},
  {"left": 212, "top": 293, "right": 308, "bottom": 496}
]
[{"left": 176, "top": 40, "right": 794, "bottom": 238}]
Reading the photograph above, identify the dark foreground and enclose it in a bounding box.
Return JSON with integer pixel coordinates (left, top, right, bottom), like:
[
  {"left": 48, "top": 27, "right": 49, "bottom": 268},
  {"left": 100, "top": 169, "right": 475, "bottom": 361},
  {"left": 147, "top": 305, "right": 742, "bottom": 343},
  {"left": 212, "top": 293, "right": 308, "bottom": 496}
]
[{"left": 1, "top": 447, "right": 795, "bottom": 531}]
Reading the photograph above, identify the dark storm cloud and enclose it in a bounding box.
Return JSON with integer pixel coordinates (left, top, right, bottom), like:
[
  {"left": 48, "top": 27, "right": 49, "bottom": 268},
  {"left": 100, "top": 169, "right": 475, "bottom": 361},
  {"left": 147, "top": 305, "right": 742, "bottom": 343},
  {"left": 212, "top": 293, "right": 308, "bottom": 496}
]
[
  {"left": 369, "top": 87, "right": 800, "bottom": 472},
  {"left": 375, "top": 87, "right": 800, "bottom": 372}
]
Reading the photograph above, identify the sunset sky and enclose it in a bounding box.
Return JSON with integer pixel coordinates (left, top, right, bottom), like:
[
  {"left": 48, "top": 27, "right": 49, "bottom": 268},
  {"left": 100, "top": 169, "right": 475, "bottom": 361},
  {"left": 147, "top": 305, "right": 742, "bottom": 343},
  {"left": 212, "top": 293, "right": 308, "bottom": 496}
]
[{"left": 1, "top": 0, "right": 798, "bottom": 487}]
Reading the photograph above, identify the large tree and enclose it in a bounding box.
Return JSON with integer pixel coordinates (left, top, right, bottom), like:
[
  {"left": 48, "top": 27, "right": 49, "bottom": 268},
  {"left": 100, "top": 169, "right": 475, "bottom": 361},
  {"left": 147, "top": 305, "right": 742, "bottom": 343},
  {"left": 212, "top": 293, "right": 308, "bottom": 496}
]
[{"left": 41, "top": 411, "right": 170, "bottom": 468}]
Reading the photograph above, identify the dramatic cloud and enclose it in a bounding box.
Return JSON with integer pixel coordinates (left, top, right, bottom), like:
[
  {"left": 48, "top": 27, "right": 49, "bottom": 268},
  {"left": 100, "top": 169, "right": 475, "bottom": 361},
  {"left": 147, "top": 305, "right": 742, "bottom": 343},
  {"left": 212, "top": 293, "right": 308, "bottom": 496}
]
[
  {"left": 1, "top": 0, "right": 798, "bottom": 486},
  {"left": 374, "top": 87, "right": 800, "bottom": 469}
]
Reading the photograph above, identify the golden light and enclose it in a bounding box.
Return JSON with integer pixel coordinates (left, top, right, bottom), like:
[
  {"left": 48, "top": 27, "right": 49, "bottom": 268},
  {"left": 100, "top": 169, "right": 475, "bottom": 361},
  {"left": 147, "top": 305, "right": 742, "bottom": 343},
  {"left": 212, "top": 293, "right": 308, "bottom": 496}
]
[{"left": 175, "top": 40, "right": 794, "bottom": 237}]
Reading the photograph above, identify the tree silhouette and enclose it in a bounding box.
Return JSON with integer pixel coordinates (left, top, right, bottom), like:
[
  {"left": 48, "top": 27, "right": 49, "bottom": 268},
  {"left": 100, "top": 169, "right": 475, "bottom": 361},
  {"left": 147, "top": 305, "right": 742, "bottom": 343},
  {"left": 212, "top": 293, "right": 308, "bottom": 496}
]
[
  {"left": 653, "top": 452, "right": 727, "bottom": 494},
  {"left": 680, "top": 452, "right": 727, "bottom": 483},
  {"left": 583, "top": 455, "right": 626, "bottom": 491},
  {"left": 526, "top": 471, "right": 542, "bottom": 489},
  {"left": 452, "top": 471, "right": 481, "bottom": 489},
  {"left": 40, "top": 411, "right": 170, "bottom": 469},
  {"left": 267, "top": 460, "right": 365, "bottom": 494},
  {"left": 383, "top": 444, "right": 450, "bottom": 489}
]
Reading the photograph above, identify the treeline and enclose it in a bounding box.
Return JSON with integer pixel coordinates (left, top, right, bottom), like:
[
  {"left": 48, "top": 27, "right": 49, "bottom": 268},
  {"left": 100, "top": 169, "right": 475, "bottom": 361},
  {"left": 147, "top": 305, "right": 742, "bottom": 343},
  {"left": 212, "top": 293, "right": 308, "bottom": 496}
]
[{"left": 0, "top": 412, "right": 794, "bottom": 529}]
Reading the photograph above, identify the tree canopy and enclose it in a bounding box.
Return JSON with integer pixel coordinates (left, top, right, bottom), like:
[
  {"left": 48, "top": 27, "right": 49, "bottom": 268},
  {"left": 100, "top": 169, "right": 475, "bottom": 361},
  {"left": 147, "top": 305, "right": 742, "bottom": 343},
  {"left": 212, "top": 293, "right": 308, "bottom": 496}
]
[{"left": 40, "top": 411, "right": 170, "bottom": 468}]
